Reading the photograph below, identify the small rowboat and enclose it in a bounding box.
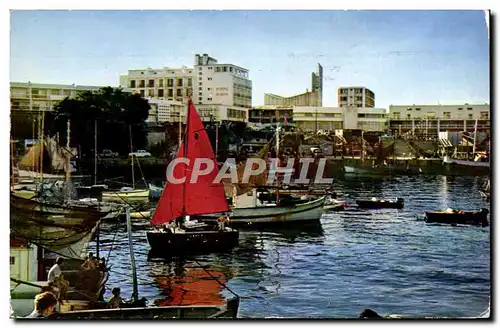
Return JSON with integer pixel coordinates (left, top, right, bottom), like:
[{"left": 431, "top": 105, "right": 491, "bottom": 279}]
[{"left": 425, "top": 208, "right": 489, "bottom": 227}]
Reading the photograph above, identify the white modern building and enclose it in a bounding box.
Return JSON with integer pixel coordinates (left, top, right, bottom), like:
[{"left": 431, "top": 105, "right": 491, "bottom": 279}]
[
  {"left": 338, "top": 86, "right": 375, "bottom": 108},
  {"left": 293, "top": 106, "right": 388, "bottom": 132},
  {"left": 120, "top": 53, "right": 252, "bottom": 123},
  {"left": 10, "top": 82, "right": 103, "bottom": 112},
  {"left": 145, "top": 98, "right": 185, "bottom": 124},
  {"left": 388, "top": 103, "right": 490, "bottom": 135}
]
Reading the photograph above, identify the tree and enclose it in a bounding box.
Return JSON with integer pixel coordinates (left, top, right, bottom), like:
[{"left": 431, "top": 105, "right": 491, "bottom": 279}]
[{"left": 48, "top": 87, "right": 150, "bottom": 157}]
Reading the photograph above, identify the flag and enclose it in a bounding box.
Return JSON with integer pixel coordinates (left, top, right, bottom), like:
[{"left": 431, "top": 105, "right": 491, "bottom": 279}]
[{"left": 284, "top": 114, "right": 288, "bottom": 125}]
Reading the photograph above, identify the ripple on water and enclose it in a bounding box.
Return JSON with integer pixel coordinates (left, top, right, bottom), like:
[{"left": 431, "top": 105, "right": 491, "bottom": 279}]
[{"left": 89, "top": 175, "right": 490, "bottom": 318}]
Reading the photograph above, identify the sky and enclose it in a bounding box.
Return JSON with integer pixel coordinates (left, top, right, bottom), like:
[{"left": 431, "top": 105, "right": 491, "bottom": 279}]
[{"left": 10, "top": 10, "right": 490, "bottom": 108}]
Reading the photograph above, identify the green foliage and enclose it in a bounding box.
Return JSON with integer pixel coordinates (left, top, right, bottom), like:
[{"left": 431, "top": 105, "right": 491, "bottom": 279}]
[{"left": 47, "top": 87, "right": 150, "bottom": 157}]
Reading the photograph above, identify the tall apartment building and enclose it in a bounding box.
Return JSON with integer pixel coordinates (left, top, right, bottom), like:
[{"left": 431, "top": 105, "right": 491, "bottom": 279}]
[
  {"left": 120, "top": 53, "right": 252, "bottom": 123},
  {"left": 10, "top": 82, "right": 103, "bottom": 112},
  {"left": 338, "top": 86, "right": 375, "bottom": 108},
  {"left": 388, "top": 103, "right": 490, "bottom": 136},
  {"left": 264, "top": 64, "right": 323, "bottom": 107}
]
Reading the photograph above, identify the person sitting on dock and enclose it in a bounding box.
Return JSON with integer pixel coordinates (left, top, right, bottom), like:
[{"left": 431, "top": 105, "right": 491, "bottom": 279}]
[
  {"left": 81, "top": 252, "right": 99, "bottom": 270},
  {"left": 25, "top": 292, "right": 58, "bottom": 318},
  {"left": 47, "top": 257, "right": 69, "bottom": 304},
  {"left": 107, "top": 287, "right": 123, "bottom": 309}
]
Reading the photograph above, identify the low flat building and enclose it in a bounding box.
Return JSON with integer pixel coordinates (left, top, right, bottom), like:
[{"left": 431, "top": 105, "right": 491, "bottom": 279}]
[
  {"left": 293, "top": 106, "right": 388, "bottom": 132},
  {"left": 10, "top": 82, "right": 105, "bottom": 112},
  {"left": 388, "top": 103, "right": 490, "bottom": 136},
  {"left": 248, "top": 105, "right": 293, "bottom": 124}
]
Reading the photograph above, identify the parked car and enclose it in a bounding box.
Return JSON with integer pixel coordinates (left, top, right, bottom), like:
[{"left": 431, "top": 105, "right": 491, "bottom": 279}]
[
  {"left": 99, "top": 149, "right": 119, "bottom": 158},
  {"left": 129, "top": 150, "right": 152, "bottom": 157}
]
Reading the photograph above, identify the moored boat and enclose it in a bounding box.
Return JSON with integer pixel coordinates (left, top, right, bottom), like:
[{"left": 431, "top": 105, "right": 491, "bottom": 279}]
[
  {"left": 146, "top": 100, "right": 239, "bottom": 256},
  {"left": 101, "top": 187, "right": 150, "bottom": 202},
  {"left": 424, "top": 208, "right": 489, "bottom": 227},
  {"left": 356, "top": 197, "right": 404, "bottom": 209}
]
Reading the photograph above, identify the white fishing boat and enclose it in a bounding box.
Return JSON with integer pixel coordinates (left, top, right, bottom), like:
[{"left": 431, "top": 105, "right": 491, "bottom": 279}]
[
  {"left": 101, "top": 187, "right": 150, "bottom": 201},
  {"left": 443, "top": 155, "right": 490, "bottom": 168}
]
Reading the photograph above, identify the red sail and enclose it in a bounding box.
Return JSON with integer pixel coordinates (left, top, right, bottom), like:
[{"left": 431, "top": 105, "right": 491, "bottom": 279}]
[{"left": 151, "top": 101, "right": 229, "bottom": 225}]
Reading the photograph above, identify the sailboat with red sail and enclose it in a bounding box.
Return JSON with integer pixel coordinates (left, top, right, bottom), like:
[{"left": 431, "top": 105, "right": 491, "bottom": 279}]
[{"left": 147, "top": 100, "right": 239, "bottom": 254}]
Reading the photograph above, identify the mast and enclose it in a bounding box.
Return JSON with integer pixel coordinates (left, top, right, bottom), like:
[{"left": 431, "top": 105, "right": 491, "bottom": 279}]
[
  {"left": 39, "top": 110, "right": 45, "bottom": 181},
  {"left": 361, "top": 130, "right": 365, "bottom": 163},
  {"left": 129, "top": 125, "right": 135, "bottom": 189},
  {"left": 215, "top": 121, "right": 219, "bottom": 158},
  {"left": 182, "top": 100, "right": 189, "bottom": 218},
  {"left": 94, "top": 120, "right": 98, "bottom": 185},
  {"left": 125, "top": 207, "right": 138, "bottom": 303},
  {"left": 275, "top": 124, "right": 280, "bottom": 204},
  {"left": 472, "top": 119, "right": 478, "bottom": 158},
  {"left": 65, "top": 119, "right": 71, "bottom": 199}
]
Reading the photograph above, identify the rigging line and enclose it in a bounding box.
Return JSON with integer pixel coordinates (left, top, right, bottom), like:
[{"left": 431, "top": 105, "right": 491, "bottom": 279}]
[
  {"left": 105, "top": 221, "right": 123, "bottom": 263},
  {"left": 134, "top": 157, "right": 149, "bottom": 189},
  {"left": 109, "top": 191, "right": 155, "bottom": 222},
  {"left": 192, "top": 260, "right": 239, "bottom": 300}
]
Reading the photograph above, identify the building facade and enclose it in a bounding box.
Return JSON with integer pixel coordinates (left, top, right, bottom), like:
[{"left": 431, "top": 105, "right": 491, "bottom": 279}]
[
  {"left": 145, "top": 98, "right": 185, "bottom": 125},
  {"left": 388, "top": 104, "right": 490, "bottom": 136},
  {"left": 10, "top": 82, "right": 103, "bottom": 112},
  {"left": 264, "top": 64, "right": 323, "bottom": 107},
  {"left": 338, "top": 86, "right": 375, "bottom": 108},
  {"left": 293, "top": 106, "right": 388, "bottom": 132},
  {"left": 248, "top": 105, "right": 293, "bottom": 124},
  {"left": 120, "top": 53, "right": 252, "bottom": 122}
]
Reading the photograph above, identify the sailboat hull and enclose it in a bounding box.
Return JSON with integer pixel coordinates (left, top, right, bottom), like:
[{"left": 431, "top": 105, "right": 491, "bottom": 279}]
[
  {"left": 146, "top": 230, "right": 239, "bottom": 255},
  {"left": 199, "top": 196, "right": 326, "bottom": 225}
]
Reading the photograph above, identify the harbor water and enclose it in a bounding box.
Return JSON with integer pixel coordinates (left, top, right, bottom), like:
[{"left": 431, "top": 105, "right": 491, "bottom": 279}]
[{"left": 90, "top": 175, "right": 490, "bottom": 318}]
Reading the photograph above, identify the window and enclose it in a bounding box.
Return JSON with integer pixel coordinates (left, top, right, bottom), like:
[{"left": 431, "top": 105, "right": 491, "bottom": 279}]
[
  {"left": 468, "top": 113, "right": 474, "bottom": 119},
  {"left": 148, "top": 89, "right": 154, "bottom": 97},
  {"left": 148, "top": 80, "right": 154, "bottom": 87},
  {"left": 168, "top": 89, "right": 173, "bottom": 97},
  {"left": 443, "top": 112, "right": 451, "bottom": 119},
  {"left": 208, "top": 88, "right": 212, "bottom": 91},
  {"left": 158, "top": 89, "right": 164, "bottom": 97},
  {"left": 199, "top": 67, "right": 202, "bottom": 71},
  {"left": 208, "top": 98, "right": 212, "bottom": 101},
  {"left": 199, "top": 97, "right": 202, "bottom": 101},
  {"left": 480, "top": 111, "right": 489, "bottom": 119},
  {"left": 208, "top": 77, "right": 212, "bottom": 81},
  {"left": 139, "top": 80, "right": 145, "bottom": 88},
  {"left": 50, "top": 89, "right": 60, "bottom": 95},
  {"left": 63, "top": 90, "right": 71, "bottom": 96},
  {"left": 199, "top": 71, "right": 203, "bottom": 75},
  {"left": 415, "top": 108, "right": 421, "bottom": 111},
  {"left": 10, "top": 256, "right": 15, "bottom": 265},
  {"left": 216, "top": 67, "right": 221, "bottom": 72},
  {"left": 467, "top": 107, "right": 473, "bottom": 110},
  {"left": 223, "top": 66, "right": 228, "bottom": 72},
  {"left": 188, "top": 78, "right": 192, "bottom": 87},
  {"left": 230, "top": 67, "right": 233, "bottom": 72},
  {"left": 167, "top": 79, "right": 174, "bottom": 87},
  {"left": 199, "top": 87, "right": 202, "bottom": 91},
  {"left": 407, "top": 114, "right": 411, "bottom": 119},
  {"left": 158, "top": 79, "right": 164, "bottom": 87},
  {"left": 140, "top": 90, "right": 145, "bottom": 97},
  {"left": 176, "top": 89, "right": 182, "bottom": 97},
  {"left": 177, "top": 79, "right": 183, "bottom": 87},
  {"left": 407, "top": 108, "right": 412, "bottom": 111},
  {"left": 129, "top": 80, "right": 136, "bottom": 88}
]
